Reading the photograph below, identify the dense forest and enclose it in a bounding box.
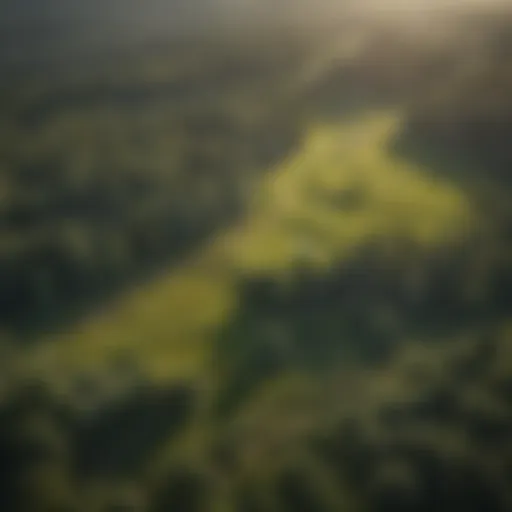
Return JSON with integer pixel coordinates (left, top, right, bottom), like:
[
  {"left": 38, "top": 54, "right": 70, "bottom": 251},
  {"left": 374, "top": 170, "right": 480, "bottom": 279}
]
[{"left": 1, "top": 3, "right": 512, "bottom": 511}]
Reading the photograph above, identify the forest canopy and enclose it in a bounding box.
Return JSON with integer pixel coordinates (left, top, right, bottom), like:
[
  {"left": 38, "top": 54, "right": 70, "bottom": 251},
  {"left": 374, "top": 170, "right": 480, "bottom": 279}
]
[{"left": 1, "top": 2, "right": 512, "bottom": 512}]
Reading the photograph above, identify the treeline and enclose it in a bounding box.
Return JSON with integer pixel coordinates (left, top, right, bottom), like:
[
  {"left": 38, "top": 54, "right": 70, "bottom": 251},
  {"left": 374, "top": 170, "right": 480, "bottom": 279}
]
[{"left": 0, "top": 40, "right": 305, "bottom": 331}]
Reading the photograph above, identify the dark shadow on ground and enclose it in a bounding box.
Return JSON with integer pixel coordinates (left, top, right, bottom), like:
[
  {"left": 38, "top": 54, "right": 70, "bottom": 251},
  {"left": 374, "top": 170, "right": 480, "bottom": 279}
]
[
  {"left": 74, "top": 383, "right": 195, "bottom": 477},
  {"left": 211, "top": 230, "right": 512, "bottom": 419}
]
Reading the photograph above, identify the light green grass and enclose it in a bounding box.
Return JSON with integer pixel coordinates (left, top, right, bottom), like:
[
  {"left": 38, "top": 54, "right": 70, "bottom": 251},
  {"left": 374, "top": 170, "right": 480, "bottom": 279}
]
[
  {"left": 223, "top": 111, "right": 472, "bottom": 273},
  {"left": 26, "top": 110, "right": 474, "bottom": 392}
]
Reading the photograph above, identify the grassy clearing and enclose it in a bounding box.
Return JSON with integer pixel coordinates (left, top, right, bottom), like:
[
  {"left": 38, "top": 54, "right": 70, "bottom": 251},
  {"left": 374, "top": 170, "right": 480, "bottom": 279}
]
[
  {"left": 26, "top": 110, "right": 474, "bottom": 392},
  {"left": 224, "top": 111, "right": 472, "bottom": 273}
]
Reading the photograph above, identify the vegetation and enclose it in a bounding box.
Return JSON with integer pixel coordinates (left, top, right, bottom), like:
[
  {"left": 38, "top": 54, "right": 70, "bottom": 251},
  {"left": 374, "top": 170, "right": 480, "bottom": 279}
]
[{"left": 1, "top": 5, "right": 512, "bottom": 512}]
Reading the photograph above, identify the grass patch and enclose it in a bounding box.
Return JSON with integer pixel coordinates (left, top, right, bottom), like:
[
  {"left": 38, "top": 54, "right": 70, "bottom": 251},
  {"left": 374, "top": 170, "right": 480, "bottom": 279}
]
[{"left": 26, "top": 110, "right": 474, "bottom": 393}]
